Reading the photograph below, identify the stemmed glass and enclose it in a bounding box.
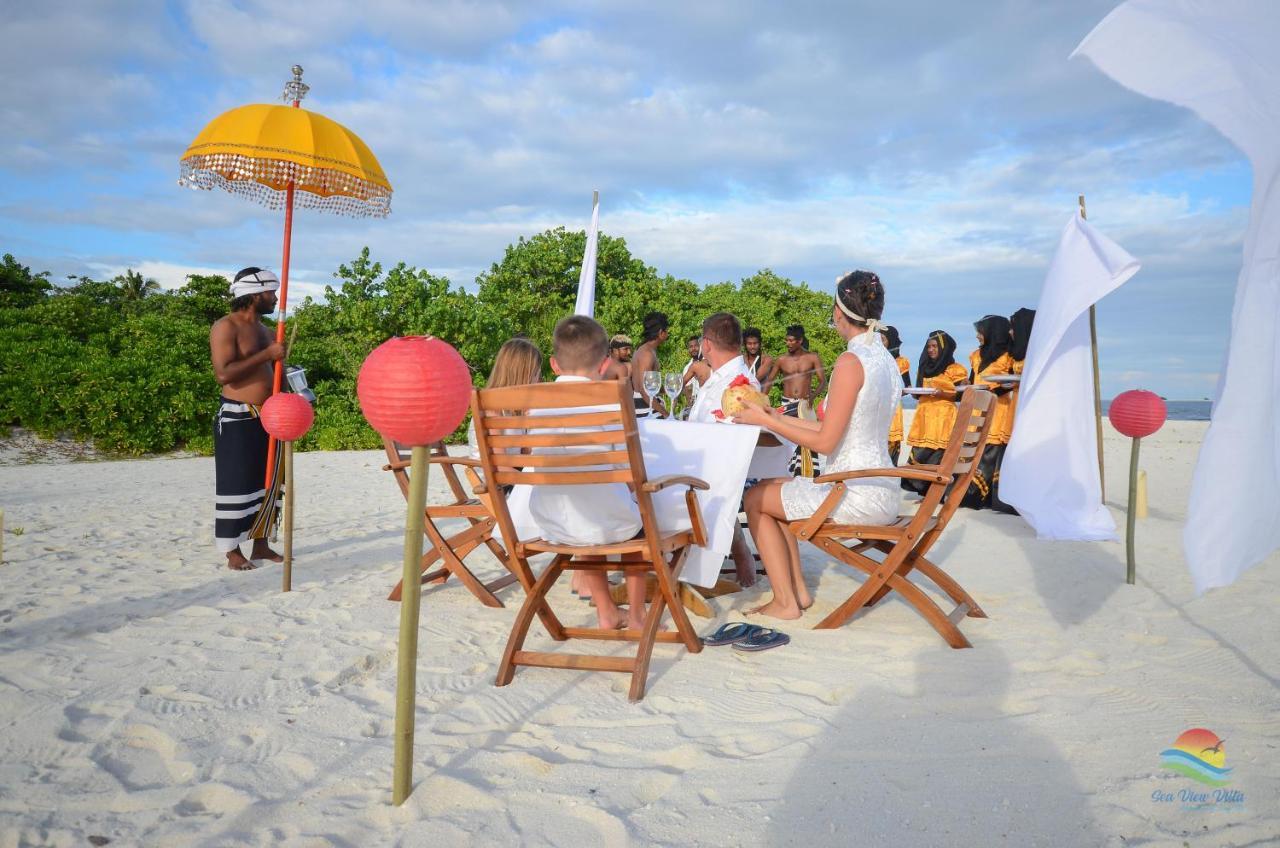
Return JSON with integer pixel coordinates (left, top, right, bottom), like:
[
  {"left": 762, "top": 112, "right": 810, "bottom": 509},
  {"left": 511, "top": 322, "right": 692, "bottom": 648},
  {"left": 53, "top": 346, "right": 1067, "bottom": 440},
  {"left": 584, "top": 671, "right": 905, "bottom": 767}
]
[
  {"left": 663, "top": 372, "right": 684, "bottom": 420},
  {"left": 643, "top": 370, "right": 662, "bottom": 415}
]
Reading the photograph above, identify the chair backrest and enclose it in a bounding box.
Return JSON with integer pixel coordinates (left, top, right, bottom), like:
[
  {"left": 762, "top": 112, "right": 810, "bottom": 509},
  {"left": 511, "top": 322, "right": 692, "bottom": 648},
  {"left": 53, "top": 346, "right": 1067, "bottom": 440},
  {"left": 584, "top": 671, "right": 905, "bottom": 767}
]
[
  {"left": 471, "top": 380, "right": 658, "bottom": 548},
  {"left": 382, "top": 438, "right": 470, "bottom": 505},
  {"left": 915, "top": 388, "right": 995, "bottom": 533}
]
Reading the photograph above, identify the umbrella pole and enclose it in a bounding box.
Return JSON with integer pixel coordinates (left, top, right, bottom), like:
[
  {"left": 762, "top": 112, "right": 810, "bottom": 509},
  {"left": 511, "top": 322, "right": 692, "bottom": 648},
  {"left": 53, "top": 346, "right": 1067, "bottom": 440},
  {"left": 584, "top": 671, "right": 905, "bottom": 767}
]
[
  {"left": 282, "top": 440, "right": 295, "bottom": 592},
  {"left": 263, "top": 176, "right": 297, "bottom": 488},
  {"left": 264, "top": 80, "right": 304, "bottom": 490}
]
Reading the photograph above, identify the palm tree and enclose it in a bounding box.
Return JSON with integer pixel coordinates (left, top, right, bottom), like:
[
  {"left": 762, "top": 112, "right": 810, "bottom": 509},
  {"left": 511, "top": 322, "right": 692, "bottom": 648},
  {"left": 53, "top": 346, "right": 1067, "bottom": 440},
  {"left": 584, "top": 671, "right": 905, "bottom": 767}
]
[{"left": 115, "top": 269, "right": 160, "bottom": 301}]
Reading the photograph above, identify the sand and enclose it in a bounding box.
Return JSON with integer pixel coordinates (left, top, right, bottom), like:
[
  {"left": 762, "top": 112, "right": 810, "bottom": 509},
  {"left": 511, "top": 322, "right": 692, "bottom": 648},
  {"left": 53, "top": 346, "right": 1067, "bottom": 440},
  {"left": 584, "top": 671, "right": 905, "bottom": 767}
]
[{"left": 1, "top": 420, "right": 1277, "bottom": 847}]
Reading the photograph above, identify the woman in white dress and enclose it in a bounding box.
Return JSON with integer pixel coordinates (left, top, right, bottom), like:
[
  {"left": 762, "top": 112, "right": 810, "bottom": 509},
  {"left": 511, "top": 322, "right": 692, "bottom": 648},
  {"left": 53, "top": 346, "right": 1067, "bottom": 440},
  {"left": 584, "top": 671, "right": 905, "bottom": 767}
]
[{"left": 735, "top": 270, "right": 901, "bottom": 619}]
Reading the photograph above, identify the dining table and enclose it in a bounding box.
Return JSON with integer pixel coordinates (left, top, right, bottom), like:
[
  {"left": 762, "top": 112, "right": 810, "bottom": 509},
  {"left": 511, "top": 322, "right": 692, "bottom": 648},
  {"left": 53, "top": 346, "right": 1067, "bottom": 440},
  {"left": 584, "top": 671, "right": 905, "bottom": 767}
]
[{"left": 502, "top": 416, "right": 793, "bottom": 589}]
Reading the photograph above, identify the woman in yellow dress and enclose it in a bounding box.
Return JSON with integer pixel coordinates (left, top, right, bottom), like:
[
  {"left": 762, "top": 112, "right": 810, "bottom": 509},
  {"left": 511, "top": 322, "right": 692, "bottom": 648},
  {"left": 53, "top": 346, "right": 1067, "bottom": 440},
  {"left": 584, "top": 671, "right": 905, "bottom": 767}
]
[
  {"left": 879, "top": 325, "right": 911, "bottom": 465},
  {"left": 991, "top": 308, "right": 1036, "bottom": 513},
  {"left": 963, "top": 314, "right": 1015, "bottom": 509},
  {"left": 902, "top": 330, "right": 967, "bottom": 495}
]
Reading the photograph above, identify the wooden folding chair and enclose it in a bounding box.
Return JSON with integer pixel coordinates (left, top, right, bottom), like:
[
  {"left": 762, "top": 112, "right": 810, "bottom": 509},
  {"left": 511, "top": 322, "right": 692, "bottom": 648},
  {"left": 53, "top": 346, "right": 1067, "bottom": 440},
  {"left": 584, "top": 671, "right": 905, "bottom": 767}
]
[
  {"left": 472, "top": 379, "right": 708, "bottom": 701},
  {"left": 382, "top": 439, "right": 520, "bottom": 606},
  {"left": 786, "top": 389, "right": 996, "bottom": 648}
]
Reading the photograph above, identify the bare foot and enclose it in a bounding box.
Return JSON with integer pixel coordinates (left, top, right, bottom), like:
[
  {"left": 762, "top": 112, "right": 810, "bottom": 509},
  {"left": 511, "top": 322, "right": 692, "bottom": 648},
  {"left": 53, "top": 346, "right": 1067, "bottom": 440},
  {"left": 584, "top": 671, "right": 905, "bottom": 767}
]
[
  {"left": 226, "top": 550, "right": 257, "bottom": 571},
  {"left": 250, "top": 542, "right": 283, "bottom": 564},
  {"left": 596, "top": 610, "right": 628, "bottom": 630},
  {"left": 745, "top": 599, "right": 803, "bottom": 620}
]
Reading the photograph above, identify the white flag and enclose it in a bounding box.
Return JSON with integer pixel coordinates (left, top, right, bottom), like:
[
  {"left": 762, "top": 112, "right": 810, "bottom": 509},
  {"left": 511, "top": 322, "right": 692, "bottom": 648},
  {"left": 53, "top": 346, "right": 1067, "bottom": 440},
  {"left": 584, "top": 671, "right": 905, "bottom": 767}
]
[
  {"left": 573, "top": 190, "right": 600, "bottom": 317},
  {"left": 1001, "top": 213, "right": 1140, "bottom": 541},
  {"left": 1075, "top": 0, "right": 1280, "bottom": 592}
]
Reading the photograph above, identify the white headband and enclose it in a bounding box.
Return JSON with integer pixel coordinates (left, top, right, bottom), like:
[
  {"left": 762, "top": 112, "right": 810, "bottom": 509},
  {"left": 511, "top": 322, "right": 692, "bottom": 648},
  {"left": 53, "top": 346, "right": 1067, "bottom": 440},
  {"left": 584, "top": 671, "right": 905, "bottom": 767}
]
[
  {"left": 230, "top": 269, "right": 279, "bottom": 298},
  {"left": 834, "top": 281, "right": 884, "bottom": 334}
]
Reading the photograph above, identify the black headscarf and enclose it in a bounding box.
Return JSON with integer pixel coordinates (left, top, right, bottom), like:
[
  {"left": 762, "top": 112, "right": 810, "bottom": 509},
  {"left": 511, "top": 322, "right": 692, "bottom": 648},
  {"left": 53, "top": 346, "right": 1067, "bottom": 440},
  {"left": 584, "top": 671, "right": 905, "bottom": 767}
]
[
  {"left": 917, "top": 330, "right": 957, "bottom": 386},
  {"left": 1008, "top": 308, "right": 1035, "bottom": 362},
  {"left": 973, "top": 314, "right": 1012, "bottom": 374},
  {"left": 879, "top": 325, "right": 902, "bottom": 357}
]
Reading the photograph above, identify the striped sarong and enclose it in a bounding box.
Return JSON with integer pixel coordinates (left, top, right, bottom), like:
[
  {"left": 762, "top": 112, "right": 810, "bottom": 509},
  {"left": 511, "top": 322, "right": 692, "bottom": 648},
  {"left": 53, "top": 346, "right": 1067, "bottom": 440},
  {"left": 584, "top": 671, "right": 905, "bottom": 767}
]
[
  {"left": 782, "top": 397, "right": 822, "bottom": 478},
  {"left": 214, "top": 397, "right": 283, "bottom": 553}
]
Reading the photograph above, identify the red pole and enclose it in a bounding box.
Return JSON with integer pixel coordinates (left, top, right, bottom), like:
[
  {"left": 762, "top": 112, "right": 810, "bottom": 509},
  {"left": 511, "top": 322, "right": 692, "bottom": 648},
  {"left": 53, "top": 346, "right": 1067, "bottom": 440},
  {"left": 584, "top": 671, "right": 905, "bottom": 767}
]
[{"left": 263, "top": 92, "right": 301, "bottom": 489}]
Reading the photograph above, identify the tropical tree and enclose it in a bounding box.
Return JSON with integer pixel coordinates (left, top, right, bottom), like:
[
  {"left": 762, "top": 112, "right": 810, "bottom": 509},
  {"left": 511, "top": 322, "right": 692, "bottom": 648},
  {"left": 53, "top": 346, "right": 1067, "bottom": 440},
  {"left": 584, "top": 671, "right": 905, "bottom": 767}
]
[{"left": 114, "top": 269, "right": 160, "bottom": 301}]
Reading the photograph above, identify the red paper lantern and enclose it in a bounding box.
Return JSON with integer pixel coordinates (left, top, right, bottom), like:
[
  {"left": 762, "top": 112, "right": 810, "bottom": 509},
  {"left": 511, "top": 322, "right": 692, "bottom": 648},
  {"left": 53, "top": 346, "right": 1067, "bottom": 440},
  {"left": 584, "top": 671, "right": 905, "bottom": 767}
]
[
  {"left": 357, "top": 336, "right": 472, "bottom": 446},
  {"left": 261, "top": 392, "right": 314, "bottom": 441},
  {"left": 1109, "top": 390, "right": 1167, "bottom": 439}
]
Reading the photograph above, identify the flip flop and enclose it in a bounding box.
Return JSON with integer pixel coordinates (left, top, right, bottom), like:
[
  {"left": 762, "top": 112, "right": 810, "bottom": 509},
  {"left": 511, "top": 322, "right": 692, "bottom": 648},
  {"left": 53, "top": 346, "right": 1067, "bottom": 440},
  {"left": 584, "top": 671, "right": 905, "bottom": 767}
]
[
  {"left": 732, "top": 628, "right": 790, "bottom": 652},
  {"left": 701, "top": 622, "right": 763, "bottom": 646}
]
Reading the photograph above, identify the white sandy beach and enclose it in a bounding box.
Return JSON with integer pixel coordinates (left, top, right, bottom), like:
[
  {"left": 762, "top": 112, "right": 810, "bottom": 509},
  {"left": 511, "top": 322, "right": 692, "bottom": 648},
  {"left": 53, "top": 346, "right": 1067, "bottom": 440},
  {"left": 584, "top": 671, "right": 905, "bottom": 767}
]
[{"left": 1, "top": 420, "right": 1277, "bottom": 847}]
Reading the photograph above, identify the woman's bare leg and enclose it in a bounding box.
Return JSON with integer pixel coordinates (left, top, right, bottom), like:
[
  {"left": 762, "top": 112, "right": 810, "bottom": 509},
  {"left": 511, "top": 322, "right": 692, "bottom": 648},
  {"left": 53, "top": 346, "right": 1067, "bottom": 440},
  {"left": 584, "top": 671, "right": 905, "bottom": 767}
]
[
  {"left": 787, "top": 531, "right": 812, "bottom": 609},
  {"left": 743, "top": 480, "right": 803, "bottom": 620}
]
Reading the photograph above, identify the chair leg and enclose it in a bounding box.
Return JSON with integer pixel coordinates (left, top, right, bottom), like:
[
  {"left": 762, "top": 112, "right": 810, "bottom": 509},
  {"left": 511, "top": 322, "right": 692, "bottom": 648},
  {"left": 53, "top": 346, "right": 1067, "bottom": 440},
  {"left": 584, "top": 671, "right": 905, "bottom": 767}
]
[
  {"left": 496, "top": 555, "right": 567, "bottom": 687},
  {"left": 882, "top": 572, "right": 971, "bottom": 649},
  {"left": 908, "top": 553, "right": 987, "bottom": 619},
  {"left": 653, "top": 547, "right": 702, "bottom": 654},
  {"left": 629, "top": 591, "right": 667, "bottom": 702},
  {"left": 813, "top": 540, "right": 909, "bottom": 630}
]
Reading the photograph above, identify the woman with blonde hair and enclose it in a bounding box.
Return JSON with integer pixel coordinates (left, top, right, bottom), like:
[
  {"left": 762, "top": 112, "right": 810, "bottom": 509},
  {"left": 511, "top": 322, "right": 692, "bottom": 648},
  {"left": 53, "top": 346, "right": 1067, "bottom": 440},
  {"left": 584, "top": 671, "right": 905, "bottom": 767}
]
[{"left": 467, "top": 337, "right": 543, "bottom": 457}]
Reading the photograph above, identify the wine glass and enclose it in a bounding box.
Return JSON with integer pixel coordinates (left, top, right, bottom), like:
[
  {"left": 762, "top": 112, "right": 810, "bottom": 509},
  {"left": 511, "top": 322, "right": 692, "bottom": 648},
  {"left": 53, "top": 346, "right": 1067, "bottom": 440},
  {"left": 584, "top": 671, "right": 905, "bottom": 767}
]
[
  {"left": 643, "top": 370, "right": 661, "bottom": 414},
  {"left": 663, "top": 372, "right": 684, "bottom": 419}
]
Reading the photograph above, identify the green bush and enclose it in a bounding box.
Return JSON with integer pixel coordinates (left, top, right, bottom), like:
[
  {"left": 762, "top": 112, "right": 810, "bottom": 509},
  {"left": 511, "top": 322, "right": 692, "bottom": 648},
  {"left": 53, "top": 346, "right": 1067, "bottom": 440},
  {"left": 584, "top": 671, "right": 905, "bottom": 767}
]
[{"left": 1, "top": 237, "right": 844, "bottom": 454}]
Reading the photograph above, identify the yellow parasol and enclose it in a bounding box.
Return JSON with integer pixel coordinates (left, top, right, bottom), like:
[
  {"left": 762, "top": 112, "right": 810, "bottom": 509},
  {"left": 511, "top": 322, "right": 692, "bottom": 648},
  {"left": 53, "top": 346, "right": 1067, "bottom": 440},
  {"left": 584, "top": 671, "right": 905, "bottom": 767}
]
[{"left": 179, "top": 66, "right": 392, "bottom": 492}]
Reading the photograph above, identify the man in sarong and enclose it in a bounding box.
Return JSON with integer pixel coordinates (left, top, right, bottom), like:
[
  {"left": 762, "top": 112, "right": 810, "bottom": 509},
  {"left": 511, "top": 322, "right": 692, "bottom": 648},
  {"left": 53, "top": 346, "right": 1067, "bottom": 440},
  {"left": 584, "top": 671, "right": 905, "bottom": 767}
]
[
  {"left": 630, "top": 312, "right": 670, "bottom": 418},
  {"left": 763, "top": 325, "right": 826, "bottom": 477},
  {"left": 209, "top": 267, "right": 286, "bottom": 570}
]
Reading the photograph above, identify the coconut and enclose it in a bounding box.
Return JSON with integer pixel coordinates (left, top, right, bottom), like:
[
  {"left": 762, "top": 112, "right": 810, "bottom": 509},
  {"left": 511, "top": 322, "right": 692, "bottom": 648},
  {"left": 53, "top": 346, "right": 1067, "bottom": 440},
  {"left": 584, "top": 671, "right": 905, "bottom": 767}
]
[{"left": 721, "top": 376, "right": 770, "bottom": 417}]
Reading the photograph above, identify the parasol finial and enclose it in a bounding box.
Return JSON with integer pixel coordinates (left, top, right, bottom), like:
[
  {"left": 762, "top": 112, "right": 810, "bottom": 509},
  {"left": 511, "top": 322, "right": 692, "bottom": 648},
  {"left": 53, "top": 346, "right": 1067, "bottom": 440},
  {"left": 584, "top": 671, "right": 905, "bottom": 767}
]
[{"left": 283, "top": 65, "right": 309, "bottom": 104}]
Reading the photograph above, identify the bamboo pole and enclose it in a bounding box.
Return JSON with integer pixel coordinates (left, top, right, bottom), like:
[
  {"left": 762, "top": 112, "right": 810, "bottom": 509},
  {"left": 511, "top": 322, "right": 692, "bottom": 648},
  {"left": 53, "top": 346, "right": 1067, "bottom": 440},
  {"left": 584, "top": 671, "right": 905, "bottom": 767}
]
[
  {"left": 1126, "top": 436, "right": 1141, "bottom": 585},
  {"left": 1135, "top": 469, "right": 1148, "bottom": 520},
  {"left": 392, "top": 445, "right": 429, "bottom": 806},
  {"left": 1080, "top": 195, "right": 1106, "bottom": 501},
  {"left": 282, "top": 441, "right": 295, "bottom": 592}
]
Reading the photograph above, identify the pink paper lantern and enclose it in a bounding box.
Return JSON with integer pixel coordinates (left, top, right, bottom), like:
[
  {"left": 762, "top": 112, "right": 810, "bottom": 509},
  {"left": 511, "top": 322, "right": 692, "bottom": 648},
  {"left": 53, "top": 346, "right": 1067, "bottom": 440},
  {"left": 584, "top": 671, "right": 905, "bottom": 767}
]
[
  {"left": 357, "top": 336, "right": 472, "bottom": 446},
  {"left": 1109, "top": 390, "right": 1167, "bottom": 439},
  {"left": 261, "top": 392, "right": 314, "bottom": 442}
]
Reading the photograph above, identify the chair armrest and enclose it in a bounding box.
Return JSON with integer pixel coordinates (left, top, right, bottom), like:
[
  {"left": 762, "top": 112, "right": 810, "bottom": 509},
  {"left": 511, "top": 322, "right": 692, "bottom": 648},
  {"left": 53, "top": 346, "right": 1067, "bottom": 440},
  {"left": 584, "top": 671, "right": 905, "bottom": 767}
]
[
  {"left": 382, "top": 456, "right": 484, "bottom": 472},
  {"left": 641, "top": 474, "right": 710, "bottom": 493},
  {"left": 814, "top": 466, "right": 948, "bottom": 485}
]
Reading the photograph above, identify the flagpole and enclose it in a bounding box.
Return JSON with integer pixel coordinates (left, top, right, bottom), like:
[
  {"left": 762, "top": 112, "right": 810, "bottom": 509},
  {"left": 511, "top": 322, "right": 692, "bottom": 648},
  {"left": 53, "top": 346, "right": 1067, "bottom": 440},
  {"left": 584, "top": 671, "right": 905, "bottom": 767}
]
[{"left": 1080, "top": 194, "right": 1106, "bottom": 501}]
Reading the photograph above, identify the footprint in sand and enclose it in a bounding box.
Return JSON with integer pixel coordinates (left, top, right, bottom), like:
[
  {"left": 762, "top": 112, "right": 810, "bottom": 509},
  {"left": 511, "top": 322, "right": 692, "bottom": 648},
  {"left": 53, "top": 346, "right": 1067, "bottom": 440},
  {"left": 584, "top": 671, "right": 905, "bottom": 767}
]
[
  {"left": 175, "top": 782, "right": 252, "bottom": 817},
  {"left": 58, "top": 701, "right": 129, "bottom": 743},
  {"left": 92, "top": 723, "right": 195, "bottom": 791}
]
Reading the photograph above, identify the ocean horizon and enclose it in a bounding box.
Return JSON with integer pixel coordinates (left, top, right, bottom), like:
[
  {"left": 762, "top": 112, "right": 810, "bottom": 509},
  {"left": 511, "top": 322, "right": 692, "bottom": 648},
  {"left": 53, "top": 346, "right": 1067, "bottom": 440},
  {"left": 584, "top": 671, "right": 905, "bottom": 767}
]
[{"left": 901, "top": 397, "right": 1212, "bottom": 421}]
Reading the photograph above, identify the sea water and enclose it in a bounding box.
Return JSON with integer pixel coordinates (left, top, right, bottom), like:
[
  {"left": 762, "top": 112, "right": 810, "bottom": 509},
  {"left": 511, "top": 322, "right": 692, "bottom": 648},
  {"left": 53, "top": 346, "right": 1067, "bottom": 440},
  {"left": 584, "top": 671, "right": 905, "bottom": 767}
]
[{"left": 900, "top": 397, "right": 1212, "bottom": 421}]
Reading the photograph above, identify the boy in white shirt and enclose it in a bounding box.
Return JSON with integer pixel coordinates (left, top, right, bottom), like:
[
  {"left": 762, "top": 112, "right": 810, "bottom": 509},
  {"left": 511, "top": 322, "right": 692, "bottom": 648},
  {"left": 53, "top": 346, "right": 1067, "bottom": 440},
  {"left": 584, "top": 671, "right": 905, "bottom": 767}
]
[{"left": 529, "top": 315, "right": 649, "bottom": 630}]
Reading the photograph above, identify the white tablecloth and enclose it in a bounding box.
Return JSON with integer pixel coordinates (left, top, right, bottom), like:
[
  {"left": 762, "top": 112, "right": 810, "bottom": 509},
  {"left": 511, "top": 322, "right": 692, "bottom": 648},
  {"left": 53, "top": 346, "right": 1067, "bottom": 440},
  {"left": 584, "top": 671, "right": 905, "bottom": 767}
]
[{"left": 502, "top": 417, "right": 763, "bottom": 588}]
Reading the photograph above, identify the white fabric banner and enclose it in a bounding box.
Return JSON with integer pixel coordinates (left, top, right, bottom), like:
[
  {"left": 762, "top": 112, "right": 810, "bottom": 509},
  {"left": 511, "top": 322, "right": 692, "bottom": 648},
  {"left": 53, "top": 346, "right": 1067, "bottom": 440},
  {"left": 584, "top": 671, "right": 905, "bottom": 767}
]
[
  {"left": 1074, "top": 0, "right": 1280, "bottom": 592},
  {"left": 573, "top": 191, "right": 600, "bottom": 317},
  {"left": 1001, "top": 213, "right": 1140, "bottom": 541}
]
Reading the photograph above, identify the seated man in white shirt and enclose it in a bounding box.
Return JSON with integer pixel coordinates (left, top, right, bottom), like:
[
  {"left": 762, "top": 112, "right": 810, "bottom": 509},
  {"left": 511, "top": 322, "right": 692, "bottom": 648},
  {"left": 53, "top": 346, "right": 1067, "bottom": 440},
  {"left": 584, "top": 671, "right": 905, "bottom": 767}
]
[
  {"left": 528, "top": 315, "right": 650, "bottom": 630},
  {"left": 686, "top": 312, "right": 764, "bottom": 586}
]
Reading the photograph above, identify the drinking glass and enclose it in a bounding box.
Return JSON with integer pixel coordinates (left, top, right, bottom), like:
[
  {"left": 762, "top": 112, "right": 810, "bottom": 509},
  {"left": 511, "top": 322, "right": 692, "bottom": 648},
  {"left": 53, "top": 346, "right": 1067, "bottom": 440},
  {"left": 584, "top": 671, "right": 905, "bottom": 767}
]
[
  {"left": 643, "top": 370, "right": 661, "bottom": 414},
  {"left": 663, "top": 372, "right": 684, "bottom": 419}
]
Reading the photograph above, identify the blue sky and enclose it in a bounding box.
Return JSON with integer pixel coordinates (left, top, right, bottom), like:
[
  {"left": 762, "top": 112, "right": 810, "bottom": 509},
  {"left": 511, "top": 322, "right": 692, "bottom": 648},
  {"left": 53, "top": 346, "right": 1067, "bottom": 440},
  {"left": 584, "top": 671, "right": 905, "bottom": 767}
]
[{"left": 0, "top": 1, "right": 1253, "bottom": 398}]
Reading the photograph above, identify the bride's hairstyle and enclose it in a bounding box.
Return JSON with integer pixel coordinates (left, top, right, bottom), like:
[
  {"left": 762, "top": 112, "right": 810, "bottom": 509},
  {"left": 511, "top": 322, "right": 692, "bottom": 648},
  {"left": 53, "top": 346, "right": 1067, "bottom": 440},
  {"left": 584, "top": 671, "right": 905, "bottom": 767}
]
[{"left": 835, "top": 270, "right": 885, "bottom": 326}]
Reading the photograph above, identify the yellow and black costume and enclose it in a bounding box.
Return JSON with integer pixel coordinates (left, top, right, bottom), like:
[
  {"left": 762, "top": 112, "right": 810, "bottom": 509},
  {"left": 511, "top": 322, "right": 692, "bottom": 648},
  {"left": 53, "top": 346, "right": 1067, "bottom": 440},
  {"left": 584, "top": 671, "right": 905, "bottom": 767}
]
[{"left": 903, "top": 330, "right": 967, "bottom": 495}]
